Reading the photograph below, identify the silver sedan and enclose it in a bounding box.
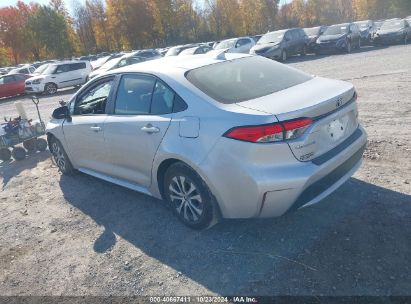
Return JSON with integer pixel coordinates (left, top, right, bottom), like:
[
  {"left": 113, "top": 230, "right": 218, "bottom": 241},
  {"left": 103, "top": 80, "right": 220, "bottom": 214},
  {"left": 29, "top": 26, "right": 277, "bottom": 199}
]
[{"left": 46, "top": 53, "right": 367, "bottom": 229}]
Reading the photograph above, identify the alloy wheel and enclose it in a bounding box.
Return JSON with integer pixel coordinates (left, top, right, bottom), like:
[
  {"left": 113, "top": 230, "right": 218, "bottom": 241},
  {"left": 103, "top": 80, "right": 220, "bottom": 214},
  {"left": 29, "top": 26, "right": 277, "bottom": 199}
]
[
  {"left": 52, "top": 142, "right": 66, "bottom": 171},
  {"left": 168, "top": 176, "right": 204, "bottom": 223},
  {"left": 46, "top": 83, "right": 57, "bottom": 94}
]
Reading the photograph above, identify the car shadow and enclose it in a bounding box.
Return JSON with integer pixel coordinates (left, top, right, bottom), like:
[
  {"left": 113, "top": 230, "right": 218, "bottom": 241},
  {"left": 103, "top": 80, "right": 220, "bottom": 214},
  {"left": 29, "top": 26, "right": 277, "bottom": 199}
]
[
  {"left": 0, "top": 150, "right": 50, "bottom": 189},
  {"left": 58, "top": 174, "right": 411, "bottom": 295},
  {"left": 286, "top": 45, "right": 390, "bottom": 64}
]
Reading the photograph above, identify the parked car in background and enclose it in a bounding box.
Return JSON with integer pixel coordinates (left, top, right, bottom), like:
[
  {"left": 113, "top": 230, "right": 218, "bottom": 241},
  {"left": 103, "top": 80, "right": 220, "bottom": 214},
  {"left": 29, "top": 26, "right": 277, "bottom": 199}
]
[
  {"left": 32, "top": 63, "right": 49, "bottom": 76},
  {"left": 165, "top": 44, "right": 200, "bottom": 56},
  {"left": 88, "top": 54, "right": 149, "bottom": 79},
  {"left": 354, "top": 20, "right": 376, "bottom": 44},
  {"left": 316, "top": 23, "right": 361, "bottom": 54},
  {"left": 250, "top": 28, "right": 307, "bottom": 61},
  {"left": 46, "top": 53, "right": 366, "bottom": 229},
  {"left": 25, "top": 61, "right": 91, "bottom": 95},
  {"left": 303, "top": 26, "right": 327, "bottom": 53},
  {"left": 133, "top": 49, "right": 162, "bottom": 60},
  {"left": 0, "top": 68, "right": 9, "bottom": 75},
  {"left": 373, "top": 19, "right": 410, "bottom": 45},
  {"left": 178, "top": 45, "right": 213, "bottom": 55},
  {"left": 90, "top": 56, "right": 111, "bottom": 70},
  {"left": 8, "top": 65, "right": 35, "bottom": 75},
  {"left": 0, "top": 74, "right": 30, "bottom": 98},
  {"left": 252, "top": 35, "right": 262, "bottom": 43},
  {"left": 374, "top": 20, "right": 385, "bottom": 31},
  {"left": 214, "top": 37, "right": 255, "bottom": 53}
]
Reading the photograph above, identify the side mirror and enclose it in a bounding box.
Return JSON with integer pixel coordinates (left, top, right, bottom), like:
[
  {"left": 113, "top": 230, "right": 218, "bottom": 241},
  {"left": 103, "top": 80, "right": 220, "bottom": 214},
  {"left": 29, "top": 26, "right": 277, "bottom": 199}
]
[{"left": 52, "top": 105, "right": 71, "bottom": 122}]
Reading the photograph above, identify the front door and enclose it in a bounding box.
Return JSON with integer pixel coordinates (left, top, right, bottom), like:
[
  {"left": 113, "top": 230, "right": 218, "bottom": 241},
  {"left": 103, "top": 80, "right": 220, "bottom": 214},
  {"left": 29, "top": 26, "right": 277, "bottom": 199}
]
[
  {"left": 103, "top": 74, "right": 174, "bottom": 187},
  {"left": 63, "top": 76, "right": 115, "bottom": 173}
]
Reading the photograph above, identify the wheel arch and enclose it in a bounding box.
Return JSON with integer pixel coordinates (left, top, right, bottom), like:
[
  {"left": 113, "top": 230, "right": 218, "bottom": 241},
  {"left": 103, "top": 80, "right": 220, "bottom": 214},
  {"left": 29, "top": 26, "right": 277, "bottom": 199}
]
[{"left": 154, "top": 156, "right": 223, "bottom": 219}]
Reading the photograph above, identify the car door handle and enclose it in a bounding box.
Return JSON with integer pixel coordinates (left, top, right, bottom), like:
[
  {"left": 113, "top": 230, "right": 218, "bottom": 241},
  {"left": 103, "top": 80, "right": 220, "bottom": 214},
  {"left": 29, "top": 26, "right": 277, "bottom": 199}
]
[
  {"left": 90, "top": 126, "right": 102, "bottom": 132},
  {"left": 141, "top": 124, "right": 160, "bottom": 134}
]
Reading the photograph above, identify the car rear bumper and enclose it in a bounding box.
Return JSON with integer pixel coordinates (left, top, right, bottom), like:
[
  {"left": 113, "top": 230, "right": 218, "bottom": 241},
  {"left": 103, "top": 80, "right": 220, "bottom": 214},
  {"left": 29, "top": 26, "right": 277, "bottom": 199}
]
[{"left": 201, "top": 126, "right": 367, "bottom": 219}]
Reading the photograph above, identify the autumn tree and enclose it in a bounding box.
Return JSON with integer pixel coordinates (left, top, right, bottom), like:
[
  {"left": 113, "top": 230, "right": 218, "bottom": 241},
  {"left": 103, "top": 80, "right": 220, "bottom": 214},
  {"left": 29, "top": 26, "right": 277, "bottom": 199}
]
[{"left": 28, "top": 5, "right": 73, "bottom": 58}]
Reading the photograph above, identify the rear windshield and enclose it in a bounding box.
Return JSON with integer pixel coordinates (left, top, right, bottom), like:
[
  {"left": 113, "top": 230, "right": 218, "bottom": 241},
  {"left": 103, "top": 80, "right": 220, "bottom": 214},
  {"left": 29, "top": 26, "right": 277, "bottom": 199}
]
[{"left": 186, "top": 56, "right": 312, "bottom": 104}]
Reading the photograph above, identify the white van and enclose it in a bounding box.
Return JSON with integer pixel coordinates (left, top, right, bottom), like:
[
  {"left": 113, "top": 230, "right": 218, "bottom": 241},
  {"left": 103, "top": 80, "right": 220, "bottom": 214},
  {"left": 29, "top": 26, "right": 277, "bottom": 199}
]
[{"left": 25, "top": 61, "right": 92, "bottom": 94}]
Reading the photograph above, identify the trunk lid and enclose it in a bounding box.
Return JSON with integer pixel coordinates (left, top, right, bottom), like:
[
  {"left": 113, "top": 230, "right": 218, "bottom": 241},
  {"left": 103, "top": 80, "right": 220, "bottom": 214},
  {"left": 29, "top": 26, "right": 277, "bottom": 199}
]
[{"left": 236, "top": 77, "right": 359, "bottom": 162}]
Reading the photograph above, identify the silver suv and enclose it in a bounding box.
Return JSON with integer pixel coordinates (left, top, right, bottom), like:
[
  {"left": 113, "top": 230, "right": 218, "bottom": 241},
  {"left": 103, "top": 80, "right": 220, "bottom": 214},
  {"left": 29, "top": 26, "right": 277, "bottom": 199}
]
[{"left": 47, "top": 54, "right": 367, "bottom": 229}]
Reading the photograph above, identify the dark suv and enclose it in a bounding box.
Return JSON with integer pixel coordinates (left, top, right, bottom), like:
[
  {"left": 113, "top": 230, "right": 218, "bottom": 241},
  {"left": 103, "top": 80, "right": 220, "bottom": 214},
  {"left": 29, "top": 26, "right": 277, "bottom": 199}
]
[
  {"left": 250, "top": 28, "right": 308, "bottom": 61},
  {"left": 315, "top": 23, "right": 361, "bottom": 54}
]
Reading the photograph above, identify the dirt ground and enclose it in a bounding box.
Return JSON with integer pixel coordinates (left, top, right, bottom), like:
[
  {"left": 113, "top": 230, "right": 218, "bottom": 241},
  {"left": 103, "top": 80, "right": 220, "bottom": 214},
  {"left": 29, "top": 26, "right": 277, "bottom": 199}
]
[{"left": 0, "top": 45, "right": 410, "bottom": 296}]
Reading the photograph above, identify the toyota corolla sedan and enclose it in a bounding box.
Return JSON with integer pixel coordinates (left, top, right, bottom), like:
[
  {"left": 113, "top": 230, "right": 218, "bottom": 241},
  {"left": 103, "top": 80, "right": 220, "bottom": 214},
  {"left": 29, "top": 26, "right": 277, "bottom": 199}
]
[{"left": 46, "top": 53, "right": 367, "bottom": 229}]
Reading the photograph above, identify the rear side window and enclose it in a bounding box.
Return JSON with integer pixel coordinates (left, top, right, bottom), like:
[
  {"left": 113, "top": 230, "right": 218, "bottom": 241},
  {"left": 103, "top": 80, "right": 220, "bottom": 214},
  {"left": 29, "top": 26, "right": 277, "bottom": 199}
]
[
  {"left": 70, "top": 62, "right": 86, "bottom": 71},
  {"left": 186, "top": 56, "right": 313, "bottom": 104}
]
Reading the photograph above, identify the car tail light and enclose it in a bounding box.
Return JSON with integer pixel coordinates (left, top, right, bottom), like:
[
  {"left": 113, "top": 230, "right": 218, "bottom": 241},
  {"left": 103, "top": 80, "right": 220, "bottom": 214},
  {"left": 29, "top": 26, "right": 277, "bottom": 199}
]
[{"left": 224, "top": 118, "right": 313, "bottom": 143}]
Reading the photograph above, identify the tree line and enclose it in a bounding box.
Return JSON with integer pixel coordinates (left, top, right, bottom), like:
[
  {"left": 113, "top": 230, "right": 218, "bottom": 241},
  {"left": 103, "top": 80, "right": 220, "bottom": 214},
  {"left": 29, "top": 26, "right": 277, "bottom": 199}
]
[{"left": 1, "top": 0, "right": 410, "bottom": 65}]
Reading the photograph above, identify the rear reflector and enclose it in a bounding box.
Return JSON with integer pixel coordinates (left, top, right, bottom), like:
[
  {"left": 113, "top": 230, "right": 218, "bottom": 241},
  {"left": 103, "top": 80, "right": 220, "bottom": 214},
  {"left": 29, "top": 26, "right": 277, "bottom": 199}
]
[{"left": 224, "top": 118, "right": 313, "bottom": 143}]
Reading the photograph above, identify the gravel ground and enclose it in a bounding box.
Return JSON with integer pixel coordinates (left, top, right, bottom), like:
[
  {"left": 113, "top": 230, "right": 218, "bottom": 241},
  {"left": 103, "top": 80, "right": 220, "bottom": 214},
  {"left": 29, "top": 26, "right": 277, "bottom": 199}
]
[{"left": 1, "top": 45, "right": 410, "bottom": 296}]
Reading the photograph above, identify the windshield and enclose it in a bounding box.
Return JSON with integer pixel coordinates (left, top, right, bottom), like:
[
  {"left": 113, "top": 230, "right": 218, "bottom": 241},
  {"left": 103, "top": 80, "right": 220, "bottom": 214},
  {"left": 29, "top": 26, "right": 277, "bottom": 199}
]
[
  {"left": 99, "top": 57, "right": 122, "bottom": 70},
  {"left": 323, "top": 25, "right": 349, "bottom": 35},
  {"left": 179, "top": 48, "right": 197, "bottom": 55},
  {"left": 215, "top": 39, "right": 236, "bottom": 50},
  {"left": 355, "top": 22, "right": 369, "bottom": 29},
  {"left": 257, "top": 31, "right": 285, "bottom": 44},
  {"left": 42, "top": 64, "right": 57, "bottom": 75},
  {"left": 165, "top": 47, "right": 182, "bottom": 56},
  {"left": 34, "top": 64, "right": 49, "bottom": 74},
  {"left": 303, "top": 27, "right": 320, "bottom": 36},
  {"left": 186, "top": 56, "right": 312, "bottom": 104},
  {"left": 381, "top": 20, "right": 404, "bottom": 30}
]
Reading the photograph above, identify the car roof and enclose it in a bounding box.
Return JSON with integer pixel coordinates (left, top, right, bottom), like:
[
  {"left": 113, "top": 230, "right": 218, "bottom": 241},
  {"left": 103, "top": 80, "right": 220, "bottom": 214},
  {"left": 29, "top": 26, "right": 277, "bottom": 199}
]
[
  {"left": 109, "top": 53, "right": 250, "bottom": 75},
  {"left": 51, "top": 60, "right": 88, "bottom": 65}
]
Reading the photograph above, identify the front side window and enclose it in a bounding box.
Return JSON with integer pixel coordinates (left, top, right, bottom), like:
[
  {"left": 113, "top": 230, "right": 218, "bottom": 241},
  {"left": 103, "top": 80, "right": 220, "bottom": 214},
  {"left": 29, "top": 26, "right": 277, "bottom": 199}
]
[
  {"left": 186, "top": 56, "right": 313, "bottom": 104},
  {"left": 73, "top": 79, "right": 113, "bottom": 115},
  {"left": 114, "top": 74, "right": 156, "bottom": 115},
  {"left": 70, "top": 63, "right": 86, "bottom": 71}
]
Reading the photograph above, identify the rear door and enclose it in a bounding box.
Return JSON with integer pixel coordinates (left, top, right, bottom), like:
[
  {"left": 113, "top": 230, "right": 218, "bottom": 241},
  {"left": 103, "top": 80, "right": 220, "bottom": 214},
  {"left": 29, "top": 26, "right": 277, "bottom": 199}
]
[
  {"left": 69, "top": 62, "right": 87, "bottom": 85},
  {"left": 53, "top": 64, "right": 72, "bottom": 88},
  {"left": 103, "top": 73, "right": 175, "bottom": 187},
  {"left": 63, "top": 76, "right": 115, "bottom": 173}
]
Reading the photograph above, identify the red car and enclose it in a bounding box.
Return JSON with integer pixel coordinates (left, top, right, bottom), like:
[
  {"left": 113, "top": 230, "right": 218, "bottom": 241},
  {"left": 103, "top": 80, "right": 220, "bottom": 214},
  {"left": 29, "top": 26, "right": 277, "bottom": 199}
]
[{"left": 0, "top": 73, "right": 30, "bottom": 98}]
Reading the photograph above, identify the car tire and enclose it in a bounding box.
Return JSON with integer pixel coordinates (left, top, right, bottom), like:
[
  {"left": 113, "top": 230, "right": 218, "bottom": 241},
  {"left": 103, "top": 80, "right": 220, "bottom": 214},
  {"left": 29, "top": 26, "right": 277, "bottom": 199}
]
[
  {"left": 12, "top": 147, "right": 26, "bottom": 161},
  {"left": 0, "top": 148, "right": 11, "bottom": 161},
  {"left": 23, "top": 138, "right": 37, "bottom": 153},
  {"left": 164, "top": 162, "right": 217, "bottom": 230},
  {"left": 50, "top": 138, "right": 75, "bottom": 174},
  {"left": 36, "top": 138, "right": 48, "bottom": 152},
  {"left": 45, "top": 83, "right": 58, "bottom": 95},
  {"left": 281, "top": 49, "right": 287, "bottom": 62},
  {"left": 357, "top": 38, "right": 361, "bottom": 49}
]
